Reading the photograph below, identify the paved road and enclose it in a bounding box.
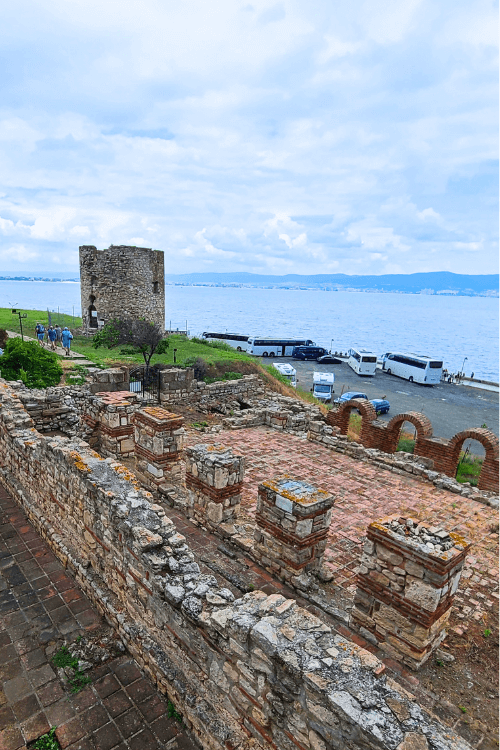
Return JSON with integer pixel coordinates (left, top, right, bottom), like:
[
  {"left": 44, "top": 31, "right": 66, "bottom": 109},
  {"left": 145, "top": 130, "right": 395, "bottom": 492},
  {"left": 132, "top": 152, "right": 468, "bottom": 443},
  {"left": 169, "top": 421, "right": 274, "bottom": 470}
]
[{"left": 282, "top": 359, "right": 499, "bottom": 440}]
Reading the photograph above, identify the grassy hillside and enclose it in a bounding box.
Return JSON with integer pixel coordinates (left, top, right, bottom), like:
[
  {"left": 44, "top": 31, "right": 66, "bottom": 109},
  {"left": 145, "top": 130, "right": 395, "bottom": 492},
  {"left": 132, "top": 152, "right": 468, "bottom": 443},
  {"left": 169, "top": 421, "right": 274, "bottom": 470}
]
[
  {"left": 0, "top": 307, "right": 80, "bottom": 336},
  {"left": 0, "top": 307, "right": 255, "bottom": 368}
]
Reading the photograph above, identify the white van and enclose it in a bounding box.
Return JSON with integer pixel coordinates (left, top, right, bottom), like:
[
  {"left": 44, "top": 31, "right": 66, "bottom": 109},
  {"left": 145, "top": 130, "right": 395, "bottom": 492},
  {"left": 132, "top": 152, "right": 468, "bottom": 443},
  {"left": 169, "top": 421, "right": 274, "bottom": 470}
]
[
  {"left": 347, "top": 348, "right": 378, "bottom": 376},
  {"left": 272, "top": 362, "right": 297, "bottom": 387},
  {"left": 313, "top": 372, "right": 335, "bottom": 402}
]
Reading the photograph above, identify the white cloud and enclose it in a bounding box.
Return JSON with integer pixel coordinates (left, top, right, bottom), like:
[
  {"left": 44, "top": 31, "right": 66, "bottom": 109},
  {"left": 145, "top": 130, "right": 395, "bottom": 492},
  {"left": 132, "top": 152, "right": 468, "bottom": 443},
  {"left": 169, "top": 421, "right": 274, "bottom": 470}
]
[
  {"left": 0, "top": 244, "right": 39, "bottom": 262},
  {"left": 0, "top": 0, "right": 496, "bottom": 274}
]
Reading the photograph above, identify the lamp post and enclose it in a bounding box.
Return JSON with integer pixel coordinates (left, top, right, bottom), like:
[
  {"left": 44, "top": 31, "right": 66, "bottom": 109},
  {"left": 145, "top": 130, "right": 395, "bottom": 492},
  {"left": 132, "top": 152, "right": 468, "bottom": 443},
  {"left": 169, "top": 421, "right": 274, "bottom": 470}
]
[
  {"left": 461, "top": 356, "right": 468, "bottom": 376},
  {"left": 12, "top": 309, "right": 27, "bottom": 341}
]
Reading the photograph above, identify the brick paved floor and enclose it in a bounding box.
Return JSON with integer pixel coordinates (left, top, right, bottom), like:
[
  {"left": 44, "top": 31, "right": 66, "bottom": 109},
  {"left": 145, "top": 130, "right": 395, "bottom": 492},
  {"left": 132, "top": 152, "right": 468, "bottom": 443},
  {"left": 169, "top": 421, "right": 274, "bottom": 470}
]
[
  {"left": 186, "top": 426, "right": 499, "bottom": 634},
  {"left": 0, "top": 486, "right": 198, "bottom": 750}
]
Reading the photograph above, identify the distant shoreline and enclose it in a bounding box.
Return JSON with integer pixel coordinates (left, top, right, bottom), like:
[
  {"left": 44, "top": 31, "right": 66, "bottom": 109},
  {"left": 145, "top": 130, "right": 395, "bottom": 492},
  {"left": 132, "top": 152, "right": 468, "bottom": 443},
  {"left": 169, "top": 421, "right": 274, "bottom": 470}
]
[{"left": 0, "top": 277, "right": 497, "bottom": 298}]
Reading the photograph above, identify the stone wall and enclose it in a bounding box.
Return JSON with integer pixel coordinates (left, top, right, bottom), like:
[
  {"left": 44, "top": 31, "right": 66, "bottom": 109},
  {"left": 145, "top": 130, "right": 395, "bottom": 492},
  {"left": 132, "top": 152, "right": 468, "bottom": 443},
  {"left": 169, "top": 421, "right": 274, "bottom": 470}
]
[
  {"left": 89, "top": 367, "right": 129, "bottom": 394},
  {"left": 79, "top": 245, "right": 165, "bottom": 332},
  {"left": 15, "top": 384, "right": 90, "bottom": 435},
  {"left": 159, "top": 369, "right": 266, "bottom": 407},
  {"left": 0, "top": 379, "right": 471, "bottom": 750}
]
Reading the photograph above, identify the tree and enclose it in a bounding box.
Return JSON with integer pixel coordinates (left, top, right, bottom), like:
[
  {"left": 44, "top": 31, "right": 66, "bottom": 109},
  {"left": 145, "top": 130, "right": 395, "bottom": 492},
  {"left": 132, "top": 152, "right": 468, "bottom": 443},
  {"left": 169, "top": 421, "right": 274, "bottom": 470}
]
[
  {"left": 92, "top": 318, "right": 169, "bottom": 370},
  {"left": 0, "top": 338, "right": 62, "bottom": 387}
]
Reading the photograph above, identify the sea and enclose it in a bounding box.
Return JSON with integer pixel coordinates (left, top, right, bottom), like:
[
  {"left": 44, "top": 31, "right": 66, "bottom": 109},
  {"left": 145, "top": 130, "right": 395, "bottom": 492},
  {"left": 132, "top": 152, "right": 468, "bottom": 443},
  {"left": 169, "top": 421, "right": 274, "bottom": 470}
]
[{"left": 0, "top": 280, "right": 498, "bottom": 382}]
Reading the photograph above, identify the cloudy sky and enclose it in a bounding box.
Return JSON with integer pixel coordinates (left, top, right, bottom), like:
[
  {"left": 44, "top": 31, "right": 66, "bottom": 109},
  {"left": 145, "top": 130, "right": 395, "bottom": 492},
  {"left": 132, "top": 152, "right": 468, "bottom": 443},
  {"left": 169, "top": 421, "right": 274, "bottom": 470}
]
[{"left": 0, "top": 0, "right": 497, "bottom": 276}]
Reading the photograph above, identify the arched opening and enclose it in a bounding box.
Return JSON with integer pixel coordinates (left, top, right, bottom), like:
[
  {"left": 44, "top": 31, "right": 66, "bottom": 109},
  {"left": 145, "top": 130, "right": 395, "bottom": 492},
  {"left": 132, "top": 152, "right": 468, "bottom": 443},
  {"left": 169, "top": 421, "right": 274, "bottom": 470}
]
[
  {"left": 153, "top": 281, "right": 159, "bottom": 294},
  {"left": 88, "top": 296, "right": 98, "bottom": 329},
  {"left": 384, "top": 412, "right": 433, "bottom": 455},
  {"left": 396, "top": 420, "right": 417, "bottom": 454},
  {"left": 455, "top": 439, "right": 485, "bottom": 487},
  {"left": 328, "top": 398, "right": 377, "bottom": 440}
]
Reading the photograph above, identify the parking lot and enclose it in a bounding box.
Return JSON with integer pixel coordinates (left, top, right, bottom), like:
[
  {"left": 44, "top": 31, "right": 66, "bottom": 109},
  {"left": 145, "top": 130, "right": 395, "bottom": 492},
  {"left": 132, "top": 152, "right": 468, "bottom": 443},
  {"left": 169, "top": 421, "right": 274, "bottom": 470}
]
[{"left": 281, "top": 358, "right": 499, "bottom": 440}]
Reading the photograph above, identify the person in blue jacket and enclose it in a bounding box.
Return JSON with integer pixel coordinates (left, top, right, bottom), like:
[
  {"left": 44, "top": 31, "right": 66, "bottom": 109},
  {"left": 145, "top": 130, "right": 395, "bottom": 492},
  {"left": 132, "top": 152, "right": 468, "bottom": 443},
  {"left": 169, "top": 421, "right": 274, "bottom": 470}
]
[
  {"left": 61, "top": 327, "right": 73, "bottom": 356},
  {"left": 35, "top": 322, "right": 45, "bottom": 346},
  {"left": 47, "top": 326, "right": 57, "bottom": 351}
]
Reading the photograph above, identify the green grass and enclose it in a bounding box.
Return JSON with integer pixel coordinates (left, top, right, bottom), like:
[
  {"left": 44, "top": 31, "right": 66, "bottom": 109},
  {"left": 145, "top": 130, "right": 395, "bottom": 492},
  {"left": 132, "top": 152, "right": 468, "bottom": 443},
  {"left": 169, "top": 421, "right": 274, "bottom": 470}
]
[
  {"left": 65, "top": 364, "right": 89, "bottom": 385},
  {"left": 167, "top": 700, "right": 183, "bottom": 723},
  {"left": 52, "top": 646, "right": 91, "bottom": 694},
  {"left": 456, "top": 451, "right": 483, "bottom": 486},
  {"left": 397, "top": 437, "right": 416, "bottom": 454},
  {"left": 80, "top": 333, "right": 255, "bottom": 368},
  {"left": 0, "top": 307, "right": 80, "bottom": 336},
  {"left": 204, "top": 371, "right": 243, "bottom": 384},
  {"left": 31, "top": 726, "right": 60, "bottom": 750},
  {"left": 0, "top": 307, "right": 256, "bottom": 369}
]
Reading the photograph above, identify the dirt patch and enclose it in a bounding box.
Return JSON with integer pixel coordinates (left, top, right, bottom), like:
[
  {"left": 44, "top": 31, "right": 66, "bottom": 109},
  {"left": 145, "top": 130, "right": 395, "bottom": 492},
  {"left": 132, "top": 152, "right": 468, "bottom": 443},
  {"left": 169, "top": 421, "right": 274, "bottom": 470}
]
[{"left": 417, "top": 614, "right": 499, "bottom": 747}]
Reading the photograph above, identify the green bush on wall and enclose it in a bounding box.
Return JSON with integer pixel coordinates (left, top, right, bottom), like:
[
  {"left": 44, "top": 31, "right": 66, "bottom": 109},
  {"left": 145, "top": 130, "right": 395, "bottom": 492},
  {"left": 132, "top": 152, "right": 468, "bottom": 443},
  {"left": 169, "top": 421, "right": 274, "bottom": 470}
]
[{"left": 0, "top": 339, "right": 63, "bottom": 388}]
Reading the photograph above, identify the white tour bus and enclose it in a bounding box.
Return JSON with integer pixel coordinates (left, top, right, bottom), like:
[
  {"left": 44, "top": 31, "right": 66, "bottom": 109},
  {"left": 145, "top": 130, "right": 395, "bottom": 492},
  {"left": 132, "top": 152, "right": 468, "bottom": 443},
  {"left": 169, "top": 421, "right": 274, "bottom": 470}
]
[
  {"left": 246, "top": 337, "right": 315, "bottom": 357},
  {"left": 272, "top": 363, "right": 297, "bottom": 388},
  {"left": 382, "top": 352, "right": 443, "bottom": 385},
  {"left": 347, "top": 348, "right": 378, "bottom": 376},
  {"left": 201, "top": 332, "right": 249, "bottom": 351}
]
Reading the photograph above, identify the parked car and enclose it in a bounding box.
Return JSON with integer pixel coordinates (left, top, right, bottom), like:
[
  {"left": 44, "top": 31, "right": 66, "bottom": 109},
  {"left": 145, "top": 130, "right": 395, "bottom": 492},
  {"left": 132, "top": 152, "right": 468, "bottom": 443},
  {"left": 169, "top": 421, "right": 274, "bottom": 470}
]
[
  {"left": 292, "top": 346, "right": 327, "bottom": 361},
  {"left": 333, "top": 391, "right": 368, "bottom": 404},
  {"left": 370, "top": 398, "right": 390, "bottom": 415},
  {"left": 316, "top": 354, "right": 342, "bottom": 365}
]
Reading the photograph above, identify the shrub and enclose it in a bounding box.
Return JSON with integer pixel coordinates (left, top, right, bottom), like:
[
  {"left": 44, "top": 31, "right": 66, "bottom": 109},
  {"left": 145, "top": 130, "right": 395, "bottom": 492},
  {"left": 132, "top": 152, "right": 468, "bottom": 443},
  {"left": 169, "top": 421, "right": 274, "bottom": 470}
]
[
  {"left": 191, "top": 357, "right": 209, "bottom": 381},
  {"left": 0, "top": 339, "right": 62, "bottom": 387}
]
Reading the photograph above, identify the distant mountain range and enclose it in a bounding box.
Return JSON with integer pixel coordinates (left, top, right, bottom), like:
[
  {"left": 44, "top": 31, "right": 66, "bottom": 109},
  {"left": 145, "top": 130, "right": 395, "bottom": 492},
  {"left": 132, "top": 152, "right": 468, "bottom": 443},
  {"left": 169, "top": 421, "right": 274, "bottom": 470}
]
[
  {"left": 163, "top": 271, "right": 498, "bottom": 296},
  {"left": 2, "top": 271, "right": 498, "bottom": 296}
]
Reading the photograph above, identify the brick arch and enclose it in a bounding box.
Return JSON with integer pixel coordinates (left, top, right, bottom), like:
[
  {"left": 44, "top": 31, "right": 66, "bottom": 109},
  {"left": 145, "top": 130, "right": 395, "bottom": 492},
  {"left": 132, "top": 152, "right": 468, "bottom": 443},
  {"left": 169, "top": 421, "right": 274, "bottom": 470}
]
[
  {"left": 448, "top": 428, "right": 499, "bottom": 492},
  {"left": 383, "top": 412, "right": 433, "bottom": 454},
  {"left": 327, "top": 398, "right": 378, "bottom": 437}
]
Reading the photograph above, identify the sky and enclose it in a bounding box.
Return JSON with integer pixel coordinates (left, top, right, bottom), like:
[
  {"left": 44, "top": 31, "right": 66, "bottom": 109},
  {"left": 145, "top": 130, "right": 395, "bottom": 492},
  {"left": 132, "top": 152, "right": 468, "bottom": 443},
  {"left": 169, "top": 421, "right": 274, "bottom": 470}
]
[{"left": 0, "top": 0, "right": 498, "bottom": 276}]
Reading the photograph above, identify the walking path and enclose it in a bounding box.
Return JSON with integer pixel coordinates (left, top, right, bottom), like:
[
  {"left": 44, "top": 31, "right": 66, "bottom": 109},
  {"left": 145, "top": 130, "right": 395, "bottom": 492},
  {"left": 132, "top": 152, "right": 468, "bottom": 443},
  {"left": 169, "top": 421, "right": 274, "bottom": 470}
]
[
  {"left": 5, "top": 331, "right": 95, "bottom": 367},
  {"left": 0, "top": 486, "right": 198, "bottom": 750}
]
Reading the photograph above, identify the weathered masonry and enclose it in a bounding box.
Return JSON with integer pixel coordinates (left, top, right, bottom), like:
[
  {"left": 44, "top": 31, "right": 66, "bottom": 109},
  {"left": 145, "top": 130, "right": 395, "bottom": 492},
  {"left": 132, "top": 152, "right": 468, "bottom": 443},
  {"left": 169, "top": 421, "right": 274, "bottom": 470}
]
[
  {"left": 79, "top": 244, "right": 165, "bottom": 332},
  {"left": 0, "top": 380, "right": 473, "bottom": 750}
]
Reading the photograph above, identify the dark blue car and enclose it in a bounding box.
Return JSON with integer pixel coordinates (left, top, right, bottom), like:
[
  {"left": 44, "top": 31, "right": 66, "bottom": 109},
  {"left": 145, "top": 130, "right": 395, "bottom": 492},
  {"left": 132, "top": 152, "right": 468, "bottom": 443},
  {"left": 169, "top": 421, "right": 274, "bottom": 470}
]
[{"left": 370, "top": 399, "right": 390, "bottom": 415}]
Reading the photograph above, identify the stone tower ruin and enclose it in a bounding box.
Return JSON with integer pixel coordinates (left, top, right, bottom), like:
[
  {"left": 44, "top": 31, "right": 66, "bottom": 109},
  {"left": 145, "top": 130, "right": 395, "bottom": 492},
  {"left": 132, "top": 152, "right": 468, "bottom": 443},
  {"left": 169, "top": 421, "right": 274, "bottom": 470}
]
[{"left": 79, "top": 245, "right": 165, "bottom": 333}]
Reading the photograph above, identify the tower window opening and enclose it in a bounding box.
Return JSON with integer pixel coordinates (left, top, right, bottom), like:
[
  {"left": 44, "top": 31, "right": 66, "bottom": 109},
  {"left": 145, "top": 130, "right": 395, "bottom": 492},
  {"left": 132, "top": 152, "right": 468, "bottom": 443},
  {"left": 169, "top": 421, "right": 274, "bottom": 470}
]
[{"left": 153, "top": 281, "right": 159, "bottom": 294}]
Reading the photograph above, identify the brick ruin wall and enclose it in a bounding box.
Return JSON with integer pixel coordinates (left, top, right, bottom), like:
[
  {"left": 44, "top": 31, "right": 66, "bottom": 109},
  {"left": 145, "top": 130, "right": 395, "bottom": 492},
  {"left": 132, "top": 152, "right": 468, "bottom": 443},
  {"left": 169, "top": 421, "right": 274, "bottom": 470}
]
[
  {"left": 79, "top": 245, "right": 165, "bottom": 332},
  {"left": 323, "top": 400, "right": 499, "bottom": 493},
  {"left": 8, "top": 368, "right": 498, "bottom": 501},
  {"left": 0, "top": 379, "right": 473, "bottom": 750}
]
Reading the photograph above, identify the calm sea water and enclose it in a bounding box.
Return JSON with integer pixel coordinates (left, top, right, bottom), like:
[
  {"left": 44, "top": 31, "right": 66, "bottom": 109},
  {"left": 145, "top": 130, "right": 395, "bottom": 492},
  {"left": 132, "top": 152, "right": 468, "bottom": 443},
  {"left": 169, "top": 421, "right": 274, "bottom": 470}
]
[{"left": 0, "top": 280, "right": 498, "bottom": 381}]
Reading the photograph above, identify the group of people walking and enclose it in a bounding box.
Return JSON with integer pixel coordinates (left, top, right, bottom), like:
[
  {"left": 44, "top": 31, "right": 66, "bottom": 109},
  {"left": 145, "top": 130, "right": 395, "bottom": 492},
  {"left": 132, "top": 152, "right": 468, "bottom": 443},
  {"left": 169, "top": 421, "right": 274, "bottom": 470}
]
[{"left": 35, "top": 322, "right": 73, "bottom": 356}]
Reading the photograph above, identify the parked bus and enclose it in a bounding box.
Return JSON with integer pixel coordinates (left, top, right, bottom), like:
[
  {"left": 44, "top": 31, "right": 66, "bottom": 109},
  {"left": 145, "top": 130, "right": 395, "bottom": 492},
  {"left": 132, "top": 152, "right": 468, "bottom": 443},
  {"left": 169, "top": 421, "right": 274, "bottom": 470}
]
[
  {"left": 246, "top": 337, "right": 315, "bottom": 357},
  {"left": 347, "top": 348, "right": 378, "bottom": 376},
  {"left": 382, "top": 352, "right": 443, "bottom": 385},
  {"left": 201, "top": 332, "right": 249, "bottom": 351},
  {"left": 272, "top": 362, "right": 297, "bottom": 387}
]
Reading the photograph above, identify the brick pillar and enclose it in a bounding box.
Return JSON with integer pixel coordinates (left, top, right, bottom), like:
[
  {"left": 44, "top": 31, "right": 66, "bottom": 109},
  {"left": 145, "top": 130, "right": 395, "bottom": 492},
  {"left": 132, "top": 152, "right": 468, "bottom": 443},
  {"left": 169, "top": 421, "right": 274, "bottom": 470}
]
[
  {"left": 184, "top": 444, "right": 244, "bottom": 528},
  {"left": 94, "top": 392, "right": 139, "bottom": 457},
  {"left": 350, "top": 515, "right": 471, "bottom": 670},
  {"left": 253, "top": 477, "right": 334, "bottom": 582},
  {"left": 134, "top": 407, "right": 184, "bottom": 489}
]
